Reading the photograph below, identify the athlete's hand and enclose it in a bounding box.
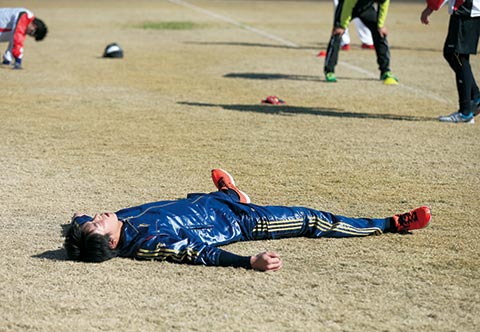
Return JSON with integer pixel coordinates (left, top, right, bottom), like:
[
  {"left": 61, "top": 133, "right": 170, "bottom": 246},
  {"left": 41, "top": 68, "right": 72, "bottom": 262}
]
[
  {"left": 421, "top": 7, "right": 433, "bottom": 25},
  {"left": 250, "top": 251, "right": 283, "bottom": 271},
  {"left": 378, "top": 26, "right": 388, "bottom": 38},
  {"left": 332, "top": 27, "right": 345, "bottom": 36}
]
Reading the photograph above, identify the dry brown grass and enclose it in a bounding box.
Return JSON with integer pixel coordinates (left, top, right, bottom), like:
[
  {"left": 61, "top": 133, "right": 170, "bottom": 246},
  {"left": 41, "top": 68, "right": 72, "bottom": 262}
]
[{"left": 0, "top": 0, "right": 479, "bottom": 331}]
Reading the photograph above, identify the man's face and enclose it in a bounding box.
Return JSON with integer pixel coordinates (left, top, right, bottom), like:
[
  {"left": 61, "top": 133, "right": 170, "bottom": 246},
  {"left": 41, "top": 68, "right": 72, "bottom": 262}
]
[
  {"left": 26, "top": 22, "right": 36, "bottom": 37},
  {"left": 82, "top": 213, "right": 120, "bottom": 237}
]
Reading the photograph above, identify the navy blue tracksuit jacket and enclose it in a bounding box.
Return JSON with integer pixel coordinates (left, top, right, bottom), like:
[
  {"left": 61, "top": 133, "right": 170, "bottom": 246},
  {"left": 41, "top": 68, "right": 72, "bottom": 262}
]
[{"left": 73, "top": 191, "right": 390, "bottom": 267}]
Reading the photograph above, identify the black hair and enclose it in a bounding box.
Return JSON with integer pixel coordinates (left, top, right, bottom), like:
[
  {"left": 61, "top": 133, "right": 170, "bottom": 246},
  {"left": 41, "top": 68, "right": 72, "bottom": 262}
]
[
  {"left": 33, "top": 18, "right": 47, "bottom": 41},
  {"left": 64, "top": 222, "right": 118, "bottom": 263}
]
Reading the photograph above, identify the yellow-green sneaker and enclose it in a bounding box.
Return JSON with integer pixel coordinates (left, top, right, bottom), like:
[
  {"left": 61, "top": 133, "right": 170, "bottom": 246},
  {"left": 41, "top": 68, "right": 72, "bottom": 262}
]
[
  {"left": 325, "top": 72, "right": 337, "bottom": 83},
  {"left": 381, "top": 71, "right": 398, "bottom": 85}
]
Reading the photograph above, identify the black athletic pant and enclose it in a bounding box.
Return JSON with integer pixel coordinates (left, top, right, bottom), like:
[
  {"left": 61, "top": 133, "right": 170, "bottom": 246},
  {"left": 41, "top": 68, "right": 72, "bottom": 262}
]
[
  {"left": 324, "top": 0, "right": 391, "bottom": 76},
  {"left": 443, "top": 13, "right": 480, "bottom": 116}
]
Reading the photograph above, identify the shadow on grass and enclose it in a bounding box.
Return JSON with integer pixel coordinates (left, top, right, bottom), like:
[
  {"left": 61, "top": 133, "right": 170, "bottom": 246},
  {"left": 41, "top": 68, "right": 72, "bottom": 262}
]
[
  {"left": 185, "top": 41, "right": 315, "bottom": 50},
  {"left": 32, "top": 248, "right": 67, "bottom": 261},
  {"left": 185, "top": 41, "right": 442, "bottom": 53},
  {"left": 32, "top": 224, "right": 70, "bottom": 261},
  {"left": 224, "top": 72, "right": 378, "bottom": 83},
  {"left": 178, "top": 101, "right": 437, "bottom": 122},
  {"left": 390, "top": 45, "right": 440, "bottom": 52},
  {"left": 225, "top": 72, "right": 323, "bottom": 82}
]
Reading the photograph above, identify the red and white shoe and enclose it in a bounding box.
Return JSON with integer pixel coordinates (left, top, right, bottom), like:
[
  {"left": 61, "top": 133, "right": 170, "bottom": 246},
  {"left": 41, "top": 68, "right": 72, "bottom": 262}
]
[
  {"left": 392, "top": 206, "right": 431, "bottom": 232},
  {"left": 211, "top": 169, "right": 251, "bottom": 203},
  {"left": 341, "top": 44, "right": 351, "bottom": 51}
]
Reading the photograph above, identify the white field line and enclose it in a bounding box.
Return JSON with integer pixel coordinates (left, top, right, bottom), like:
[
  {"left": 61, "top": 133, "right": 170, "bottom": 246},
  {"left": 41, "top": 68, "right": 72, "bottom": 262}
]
[
  {"left": 168, "top": 0, "right": 452, "bottom": 105},
  {"left": 168, "top": 0, "right": 298, "bottom": 47}
]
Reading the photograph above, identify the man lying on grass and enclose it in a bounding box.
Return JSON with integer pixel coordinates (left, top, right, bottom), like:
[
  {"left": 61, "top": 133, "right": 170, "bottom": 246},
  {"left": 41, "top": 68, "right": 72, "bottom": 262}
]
[{"left": 64, "top": 169, "right": 431, "bottom": 271}]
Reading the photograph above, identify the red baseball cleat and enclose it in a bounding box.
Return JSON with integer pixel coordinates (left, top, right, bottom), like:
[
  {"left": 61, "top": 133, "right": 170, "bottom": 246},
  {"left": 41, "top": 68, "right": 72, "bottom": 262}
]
[
  {"left": 317, "top": 50, "right": 327, "bottom": 57},
  {"left": 211, "top": 169, "right": 251, "bottom": 203},
  {"left": 392, "top": 206, "right": 431, "bottom": 232},
  {"left": 341, "top": 44, "right": 351, "bottom": 51}
]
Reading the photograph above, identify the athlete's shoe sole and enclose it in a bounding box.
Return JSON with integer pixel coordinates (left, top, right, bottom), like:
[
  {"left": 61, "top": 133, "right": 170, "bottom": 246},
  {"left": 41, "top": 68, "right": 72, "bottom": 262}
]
[{"left": 211, "top": 169, "right": 251, "bottom": 203}]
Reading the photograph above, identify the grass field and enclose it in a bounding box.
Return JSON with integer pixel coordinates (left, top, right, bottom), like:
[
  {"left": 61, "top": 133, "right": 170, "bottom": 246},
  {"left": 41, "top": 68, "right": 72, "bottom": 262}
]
[{"left": 0, "top": 0, "right": 479, "bottom": 331}]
